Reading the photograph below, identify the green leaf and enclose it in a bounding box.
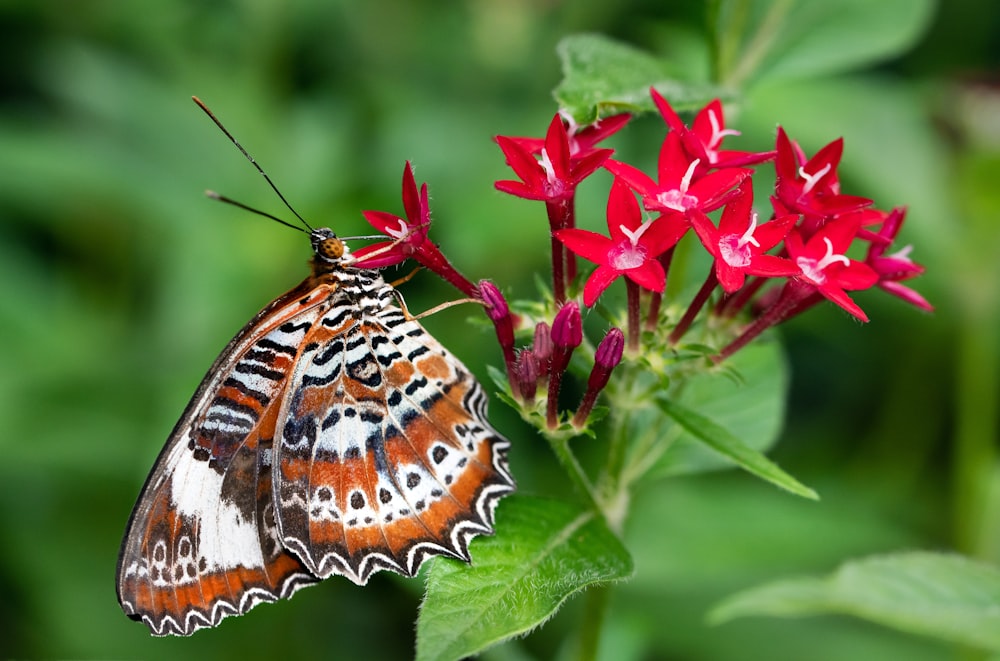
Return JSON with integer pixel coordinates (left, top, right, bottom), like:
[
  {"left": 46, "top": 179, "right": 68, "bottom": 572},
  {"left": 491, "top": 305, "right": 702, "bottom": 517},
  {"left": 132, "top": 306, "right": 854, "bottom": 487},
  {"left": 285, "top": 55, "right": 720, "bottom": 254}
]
[
  {"left": 554, "top": 34, "right": 727, "bottom": 124},
  {"left": 416, "top": 495, "right": 633, "bottom": 661},
  {"left": 655, "top": 395, "right": 816, "bottom": 499},
  {"left": 713, "top": 0, "right": 935, "bottom": 86},
  {"left": 653, "top": 338, "right": 788, "bottom": 477},
  {"left": 710, "top": 552, "right": 1000, "bottom": 652}
]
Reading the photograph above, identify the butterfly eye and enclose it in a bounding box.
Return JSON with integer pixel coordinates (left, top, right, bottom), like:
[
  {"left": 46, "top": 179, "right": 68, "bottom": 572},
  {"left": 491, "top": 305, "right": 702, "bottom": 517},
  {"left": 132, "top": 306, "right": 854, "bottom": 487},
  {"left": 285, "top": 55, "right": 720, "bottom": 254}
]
[
  {"left": 320, "top": 237, "right": 345, "bottom": 260},
  {"left": 312, "top": 232, "right": 345, "bottom": 262}
]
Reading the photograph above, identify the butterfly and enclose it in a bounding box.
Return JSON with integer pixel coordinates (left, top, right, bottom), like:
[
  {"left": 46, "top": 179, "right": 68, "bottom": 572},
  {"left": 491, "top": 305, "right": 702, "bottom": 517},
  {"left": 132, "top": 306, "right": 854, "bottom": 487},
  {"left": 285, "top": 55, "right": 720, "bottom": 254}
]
[{"left": 116, "top": 99, "right": 515, "bottom": 637}]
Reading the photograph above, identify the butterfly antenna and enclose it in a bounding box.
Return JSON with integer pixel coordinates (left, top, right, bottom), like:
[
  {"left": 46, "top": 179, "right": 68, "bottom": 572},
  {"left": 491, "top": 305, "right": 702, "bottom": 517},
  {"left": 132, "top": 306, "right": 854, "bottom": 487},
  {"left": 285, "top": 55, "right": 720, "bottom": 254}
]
[
  {"left": 205, "top": 190, "right": 309, "bottom": 234},
  {"left": 192, "top": 96, "right": 314, "bottom": 232}
]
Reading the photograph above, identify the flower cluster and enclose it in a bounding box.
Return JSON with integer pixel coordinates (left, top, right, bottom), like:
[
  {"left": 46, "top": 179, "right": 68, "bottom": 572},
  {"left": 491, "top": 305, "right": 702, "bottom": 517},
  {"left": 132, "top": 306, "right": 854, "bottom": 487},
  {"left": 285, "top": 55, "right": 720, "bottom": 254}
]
[{"left": 354, "top": 88, "right": 930, "bottom": 428}]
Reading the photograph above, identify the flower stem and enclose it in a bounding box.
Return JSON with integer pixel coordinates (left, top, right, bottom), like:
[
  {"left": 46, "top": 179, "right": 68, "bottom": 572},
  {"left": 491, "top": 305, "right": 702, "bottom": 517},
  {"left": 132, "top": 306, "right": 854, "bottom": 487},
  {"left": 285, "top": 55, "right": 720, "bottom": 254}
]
[
  {"left": 547, "top": 199, "right": 573, "bottom": 303},
  {"left": 626, "top": 280, "right": 641, "bottom": 353},
  {"left": 717, "top": 274, "right": 764, "bottom": 317},
  {"left": 714, "top": 281, "right": 807, "bottom": 361},
  {"left": 646, "top": 247, "right": 675, "bottom": 331},
  {"left": 547, "top": 433, "right": 601, "bottom": 514},
  {"left": 669, "top": 269, "right": 718, "bottom": 345},
  {"left": 576, "top": 583, "right": 610, "bottom": 661},
  {"left": 550, "top": 234, "right": 566, "bottom": 304}
]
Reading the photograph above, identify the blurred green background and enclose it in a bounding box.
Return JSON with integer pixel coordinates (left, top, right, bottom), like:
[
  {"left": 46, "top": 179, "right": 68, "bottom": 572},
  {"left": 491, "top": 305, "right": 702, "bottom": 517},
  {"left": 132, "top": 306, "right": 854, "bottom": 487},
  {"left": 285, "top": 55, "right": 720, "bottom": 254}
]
[{"left": 1, "top": 0, "right": 997, "bottom": 658}]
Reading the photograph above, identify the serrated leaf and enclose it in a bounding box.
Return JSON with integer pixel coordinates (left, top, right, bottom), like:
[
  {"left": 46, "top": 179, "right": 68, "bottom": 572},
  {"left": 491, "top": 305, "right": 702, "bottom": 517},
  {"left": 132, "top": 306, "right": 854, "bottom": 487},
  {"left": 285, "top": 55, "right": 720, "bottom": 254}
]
[
  {"left": 714, "top": 0, "right": 935, "bottom": 85},
  {"left": 554, "top": 34, "right": 728, "bottom": 124},
  {"left": 710, "top": 552, "right": 1000, "bottom": 652},
  {"left": 653, "top": 338, "right": 788, "bottom": 477},
  {"left": 416, "top": 495, "right": 633, "bottom": 661},
  {"left": 656, "top": 395, "right": 816, "bottom": 499}
]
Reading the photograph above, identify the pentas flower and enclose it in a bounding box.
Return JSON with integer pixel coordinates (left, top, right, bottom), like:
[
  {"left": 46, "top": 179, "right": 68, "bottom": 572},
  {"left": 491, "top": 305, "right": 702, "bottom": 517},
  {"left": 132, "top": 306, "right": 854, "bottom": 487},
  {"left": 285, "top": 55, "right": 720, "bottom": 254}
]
[
  {"left": 773, "top": 127, "right": 872, "bottom": 223},
  {"left": 785, "top": 214, "right": 879, "bottom": 321},
  {"left": 865, "top": 206, "right": 933, "bottom": 312},
  {"left": 649, "top": 88, "right": 776, "bottom": 170},
  {"left": 688, "top": 181, "right": 800, "bottom": 293},
  {"left": 495, "top": 113, "right": 615, "bottom": 203},
  {"left": 503, "top": 110, "right": 631, "bottom": 164},
  {"left": 554, "top": 177, "right": 688, "bottom": 306},
  {"left": 606, "top": 131, "right": 751, "bottom": 217},
  {"left": 354, "top": 161, "right": 430, "bottom": 267},
  {"left": 354, "top": 162, "right": 477, "bottom": 297}
]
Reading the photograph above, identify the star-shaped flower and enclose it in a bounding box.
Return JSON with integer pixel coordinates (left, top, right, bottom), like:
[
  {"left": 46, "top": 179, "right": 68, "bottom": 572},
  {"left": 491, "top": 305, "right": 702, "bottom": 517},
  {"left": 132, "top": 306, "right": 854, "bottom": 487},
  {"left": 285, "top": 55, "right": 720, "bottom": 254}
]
[
  {"left": 554, "top": 177, "right": 688, "bottom": 306},
  {"left": 785, "top": 214, "right": 879, "bottom": 321},
  {"left": 688, "top": 181, "right": 800, "bottom": 293},
  {"left": 354, "top": 161, "right": 476, "bottom": 297},
  {"left": 865, "top": 206, "right": 933, "bottom": 311},
  {"left": 774, "top": 127, "right": 872, "bottom": 221},
  {"left": 495, "top": 113, "right": 616, "bottom": 202},
  {"left": 501, "top": 110, "right": 630, "bottom": 163},
  {"left": 649, "top": 88, "right": 776, "bottom": 170},
  {"left": 352, "top": 161, "right": 429, "bottom": 268},
  {"left": 606, "top": 131, "right": 751, "bottom": 217}
]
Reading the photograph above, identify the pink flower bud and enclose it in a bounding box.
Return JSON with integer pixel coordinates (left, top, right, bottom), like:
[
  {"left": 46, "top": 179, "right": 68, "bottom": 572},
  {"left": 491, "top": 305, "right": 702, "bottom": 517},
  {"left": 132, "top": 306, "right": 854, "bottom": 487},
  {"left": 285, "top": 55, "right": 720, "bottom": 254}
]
[{"left": 551, "top": 301, "right": 582, "bottom": 349}]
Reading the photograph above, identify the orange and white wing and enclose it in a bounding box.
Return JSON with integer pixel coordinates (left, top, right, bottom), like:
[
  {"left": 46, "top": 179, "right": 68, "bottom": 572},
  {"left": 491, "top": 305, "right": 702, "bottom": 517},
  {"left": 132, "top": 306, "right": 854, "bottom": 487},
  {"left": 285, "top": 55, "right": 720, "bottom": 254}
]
[{"left": 116, "top": 281, "right": 331, "bottom": 636}]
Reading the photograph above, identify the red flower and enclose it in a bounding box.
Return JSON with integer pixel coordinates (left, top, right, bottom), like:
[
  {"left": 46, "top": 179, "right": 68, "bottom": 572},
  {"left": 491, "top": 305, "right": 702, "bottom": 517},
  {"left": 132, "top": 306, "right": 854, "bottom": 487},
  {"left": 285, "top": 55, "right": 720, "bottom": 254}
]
[
  {"left": 354, "top": 162, "right": 477, "bottom": 297},
  {"left": 649, "top": 88, "right": 775, "bottom": 170},
  {"left": 495, "top": 113, "right": 615, "bottom": 202},
  {"left": 606, "top": 131, "right": 751, "bottom": 216},
  {"left": 865, "top": 206, "right": 933, "bottom": 312},
  {"left": 774, "top": 127, "right": 872, "bottom": 222},
  {"left": 785, "top": 214, "right": 879, "bottom": 321},
  {"left": 689, "top": 181, "right": 800, "bottom": 293},
  {"left": 353, "top": 161, "right": 429, "bottom": 268},
  {"left": 502, "top": 111, "right": 630, "bottom": 163},
  {"left": 554, "top": 178, "right": 688, "bottom": 306}
]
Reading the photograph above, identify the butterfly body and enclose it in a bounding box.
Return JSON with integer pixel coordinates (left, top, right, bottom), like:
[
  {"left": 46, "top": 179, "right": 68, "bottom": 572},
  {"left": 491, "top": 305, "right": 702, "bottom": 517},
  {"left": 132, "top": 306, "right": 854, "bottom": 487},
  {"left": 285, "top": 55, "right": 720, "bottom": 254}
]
[{"left": 117, "top": 229, "right": 513, "bottom": 636}]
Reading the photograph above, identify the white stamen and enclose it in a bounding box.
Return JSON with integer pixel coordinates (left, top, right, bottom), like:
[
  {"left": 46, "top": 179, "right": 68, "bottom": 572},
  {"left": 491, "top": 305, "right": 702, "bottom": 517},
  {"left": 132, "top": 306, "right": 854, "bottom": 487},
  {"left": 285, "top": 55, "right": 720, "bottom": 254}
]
[
  {"left": 888, "top": 244, "right": 914, "bottom": 262},
  {"left": 619, "top": 219, "right": 654, "bottom": 246},
  {"left": 719, "top": 212, "right": 760, "bottom": 268},
  {"left": 654, "top": 158, "right": 701, "bottom": 212},
  {"left": 796, "top": 237, "right": 850, "bottom": 284},
  {"left": 539, "top": 148, "right": 557, "bottom": 183},
  {"left": 679, "top": 158, "right": 700, "bottom": 193},
  {"left": 708, "top": 109, "right": 740, "bottom": 149},
  {"left": 738, "top": 211, "right": 761, "bottom": 249},
  {"left": 558, "top": 109, "right": 582, "bottom": 156},
  {"left": 798, "top": 162, "right": 831, "bottom": 195},
  {"left": 385, "top": 218, "right": 409, "bottom": 239}
]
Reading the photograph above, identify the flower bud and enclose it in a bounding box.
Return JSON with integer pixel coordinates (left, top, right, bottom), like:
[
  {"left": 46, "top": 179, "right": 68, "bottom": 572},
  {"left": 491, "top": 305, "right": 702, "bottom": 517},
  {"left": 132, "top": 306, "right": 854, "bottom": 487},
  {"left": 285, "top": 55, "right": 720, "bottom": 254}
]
[
  {"left": 478, "top": 280, "right": 517, "bottom": 392},
  {"left": 572, "top": 327, "right": 624, "bottom": 428},
  {"left": 515, "top": 350, "right": 539, "bottom": 402},
  {"left": 551, "top": 301, "right": 582, "bottom": 349}
]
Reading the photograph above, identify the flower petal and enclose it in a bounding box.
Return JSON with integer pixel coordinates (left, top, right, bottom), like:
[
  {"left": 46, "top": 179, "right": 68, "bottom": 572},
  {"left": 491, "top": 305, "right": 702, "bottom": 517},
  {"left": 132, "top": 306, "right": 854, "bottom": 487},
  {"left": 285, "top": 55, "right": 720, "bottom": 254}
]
[
  {"left": 625, "top": 259, "right": 666, "bottom": 293},
  {"left": 688, "top": 208, "right": 721, "bottom": 258},
  {"left": 544, "top": 113, "right": 572, "bottom": 179},
  {"left": 401, "top": 162, "right": 421, "bottom": 223},
  {"left": 715, "top": 260, "right": 746, "bottom": 293},
  {"left": 606, "top": 177, "right": 642, "bottom": 237},
  {"left": 362, "top": 210, "right": 406, "bottom": 235},
  {"left": 604, "top": 159, "right": 657, "bottom": 197},
  {"left": 583, "top": 264, "right": 621, "bottom": 306},
  {"left": 554, "top": 228, "right": 614, "bottom": 265},
  {"left": 746, "top": 253, "right": 801, "bottom": 278}
]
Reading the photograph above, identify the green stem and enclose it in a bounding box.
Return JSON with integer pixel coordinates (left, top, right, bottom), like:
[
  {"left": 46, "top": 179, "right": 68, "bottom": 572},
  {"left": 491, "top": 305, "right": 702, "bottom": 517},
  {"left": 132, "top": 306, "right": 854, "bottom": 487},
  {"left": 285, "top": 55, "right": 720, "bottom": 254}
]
[
  {"left": 576, "top": 583, "right": 611, "bottom": 661},
  {"left": 953, "top": 305, "right": 999, "bottom": 556},
  {"left": 548, "top": 433, "right": 602, "bottom": 515}
]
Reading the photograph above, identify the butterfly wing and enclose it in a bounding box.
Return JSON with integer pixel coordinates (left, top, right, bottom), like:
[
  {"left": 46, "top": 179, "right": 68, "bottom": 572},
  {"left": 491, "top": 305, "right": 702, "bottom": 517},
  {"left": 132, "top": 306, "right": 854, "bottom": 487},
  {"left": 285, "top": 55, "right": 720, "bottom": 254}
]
[
  {"left": 117, "top": 280, "right": 335, "bottom": 636},
  {"left": 274, "top": 277, "right": 514, "bottom": 584}
]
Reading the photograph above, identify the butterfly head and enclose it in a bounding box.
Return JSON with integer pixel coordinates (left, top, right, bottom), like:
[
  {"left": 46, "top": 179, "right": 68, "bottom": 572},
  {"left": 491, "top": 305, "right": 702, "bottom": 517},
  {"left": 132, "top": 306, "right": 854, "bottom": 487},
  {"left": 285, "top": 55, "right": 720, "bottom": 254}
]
[{"left": 311, "top": 228, "right": 348, "bottom": 264}]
